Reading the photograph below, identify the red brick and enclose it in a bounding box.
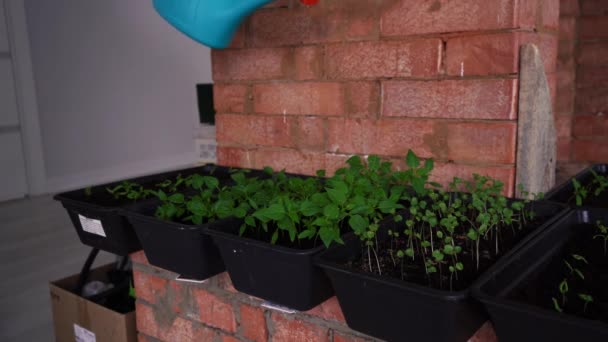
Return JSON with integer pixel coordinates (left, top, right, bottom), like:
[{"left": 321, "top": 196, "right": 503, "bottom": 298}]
[
  {"left": 573, "top": 115, "right": 608, "bottom": 136},
  {"left": 252, "top": 149, "right": 325, "bottom": 175},
  {"left": 555, "top": 85, "right": 575, "bottom": 115},
  {"left": 214, "top": 272, "right": 238, "bottom": 293},
  {"left": 558, "top": 39, "right": 576, "bottom": 70},
  {"left": 192, "top": 288, "right": 237, "bottom": 332},
  {"left": 130, "top": 251, "right": 149, "bottom": 265},
  {"left": 559, "top": 17, "right": 578, "bottom": 41},
  {"left": 136, "top": 303, "right": 203, "bottom": 342},
  {"left": 240, "top": 304, "right": 268, "bottom": 342},
  {"left": 133, "top": 270, "right": 167, "bottom": 305},
  {"left": 381, "top": 0, "right": 523, "bottom": 36},
  {"left": 541, "top": 0, "right": 561, "bottom": 29},
  {"left": 217, "top": 146, "right": 255, "bottom": 168},
  {"left": 446, "top": 33, "right": 518, "bottom": 76},
  {"left": 217, "top": 114, "right": 295, "bottom": 148},
  {"left": 557, "top": 138, "right": 572, "bottom": 161},
  {"left": 305, "top": 296, "right": 345, "bottom": 323},
  {"left": 382, "top": 79, "right": 517, "bottom": 120},
  {"left": 250, "top": 9, "right": 335, "bottom": 47},
  {"left": 577, "top": 66, "right": 608, "bottom": 88},
  {"left": 431, "top": 163, "right": 516, "bottom": 197},
  {"left": 556, "top": 161, "right": 588, "bottom": 181},
  {"left": 253, "top": 82, "right": 344, "bottom": 116},
  {"left": 295, "top": 46, "right": 324, "bottom": 80},
  {"left": 555, "top": 115, "right": 573, "bottom": 137},
  {"left": 324, "top": 153, "right": 353, "bottom": 176},
  {"left": 228, "top": 24, "right": 246, "bottom": 49},
  {"left": 519, "top": 0, "right": 540, "bottom": 28},
  {"left": 576, "top": 86, "right": 608, "bottom": 114},
  {"left": 220, "top": 335, "right": 241, "bottom": 342},
  {"left": 250, "top": 6, "right": 379, "bottom": 47},
  {"left": 581, "top": 0, "right": 608, "bottom": 15},
  {"left": 296, "top": 116, "right": 326, "bottom": 151},
  {"left": 344, "top": 82, "right": 380, "bottom": 118},
  {"left": 560, "top": 0, "right": 580, "bottom": 16},
  {"left": 192, "top": 324, "right": 217, "bottom": 341},
  {"left": 333, "top": 331, "right": 370, "bottom": 342},
  {"left": 327, "top": 118, "right": 447, "bottom": 159},
  {"left": 468, "top": 321, "right": 498, "bottom": 342},
  {"left": 447, "top": 122, "right": 517, "bottom": 164},
  {"left": 212, "top": 48, "right": 291, "bottom": 81},
  {"left": 138, "top": 334, "right": 155, "bottom": 342},
  {"left": 579, "top": 16, "right": 608, "bottom": 40},
  {"left": 271, "top": 313, "right": 330, "bottom": 342},
  {"left": 214, "top": 84, "right": 248, "bottom": 113},
  {"left": 547, "top": 72, "right": 558, "bottom": 112},
  {"left": 264, "top": 0, "right": 290, "bottom": 8},
  {"left": 326, "top": 40, "right": 442, "bottom": 79},
  {"left": 572, "top": 139, "right": 608, "bottom": 162},
  {"left": 578, "top": 42, "right": 608, "bottom": 65}
]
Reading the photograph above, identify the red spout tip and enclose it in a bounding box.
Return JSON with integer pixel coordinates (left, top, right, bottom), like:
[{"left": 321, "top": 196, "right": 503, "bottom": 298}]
[{"left": 299, "top": 0, "right": 319, "bottom": 6}]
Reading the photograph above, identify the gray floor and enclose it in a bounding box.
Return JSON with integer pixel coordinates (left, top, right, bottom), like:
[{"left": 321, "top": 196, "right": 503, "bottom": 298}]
[{"left": 0, "top": 196, "right": 114, "bottom": 342}]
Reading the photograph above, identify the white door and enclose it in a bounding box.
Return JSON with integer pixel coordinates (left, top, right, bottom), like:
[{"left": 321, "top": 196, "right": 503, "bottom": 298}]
[{"left": 0, "top": 0, "right": 28, "bottom": 202}]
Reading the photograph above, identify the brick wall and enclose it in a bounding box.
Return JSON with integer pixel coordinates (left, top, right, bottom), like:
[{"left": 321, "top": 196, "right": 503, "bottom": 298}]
[
  {"left": 134, "top": 1, "right": 561, "bottom": 341},
  {"left": 556, "top": 0, "right": 608, "bottom": 181},
  {"left": 132, "top": 251, "right": 498, "bottom": 342},
  {"left": 214, "top": 0, "right": 559, "bottom": 197}
]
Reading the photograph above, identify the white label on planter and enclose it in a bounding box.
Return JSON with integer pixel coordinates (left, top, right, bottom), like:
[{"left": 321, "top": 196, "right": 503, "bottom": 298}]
[
  {"left": 261, "top": 301, "right": 297, "bottom": 314},
  {"left": 74, "top": 324, "right": 96, "bottom": 342},
  {"left": 78, "top": 215, "right": 106, "bottom": 237}
]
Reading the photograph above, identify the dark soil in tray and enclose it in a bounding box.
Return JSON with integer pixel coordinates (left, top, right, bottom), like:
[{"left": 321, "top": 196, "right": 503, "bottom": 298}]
[
  {"left": 508, "top": 223, "right": 608, "bottom": 323},
  {"left": 348, "top": 217, "right": 544, "bottom": 291}
]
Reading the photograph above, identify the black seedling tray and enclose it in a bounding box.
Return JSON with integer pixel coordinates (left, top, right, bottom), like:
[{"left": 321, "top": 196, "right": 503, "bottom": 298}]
[
  {"left": 546, "top": 164, "right": 608, "bottom": 210},
  {"left": 54, "top": 164, "right": 233, "bottom": 255},
  {"left": 125, "top": 203, "right": 225, "bottom": 280},
  {"left": 205, "top": 217, "right": 335, "bottom": 311},
  {"left": 315, "top": 200, "right": 567, "bottom": 342},
  {"left": 473, "top": 209, "right": 608, "bottom": 342}
]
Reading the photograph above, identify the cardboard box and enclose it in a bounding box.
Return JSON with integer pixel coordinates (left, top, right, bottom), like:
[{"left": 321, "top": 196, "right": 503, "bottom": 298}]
[{"left": 49, "top": 264, "right": 137, "bottom": 342}]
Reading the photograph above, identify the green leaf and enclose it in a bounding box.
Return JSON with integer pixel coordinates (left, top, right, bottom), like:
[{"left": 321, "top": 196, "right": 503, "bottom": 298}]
[
  {"left": 265, "top": 203, "right": 286, "bottom": 221},
  {"left": 168, "top": 193, "right": 185, "bottom": 204},
  {"left": 405, "top": 248, "right": 415, "bottom": 258},
  {"left": 467, "top": 229, "right": 478, "bottom": 240},
  {"left": 455, "top": 262, "right": 464, "bottom": 271},
  {"left": 298, "top": 229, "right": 316, "bottom": 240},
  {"left": 368, "top": 155, "right": 381, "bottom": 171},
  {"left": 432, "top": 250, "right": 444, "bottom": 261},
  {"left": 316, "top": 169, "right": 326, "bottom": 178},
  {"left": 271, "top": 230, "right": 279, "bottom": 244},
  {"left": 406, "top": 149, "right": 420, "bottom": 168},
  {"left": 300, "top": 200, "right": 320, "bottom": 217},
  {"left": 324, "top": 204, "right": 340, "bottom": 220},
  {"left": 319, "top": 226, "right": 339, "bottom": 248},
  {"left": 348, "top": 215, "right": 368, "bottom": 234},
  {"left": 379, "top": 199, "right": 401, "bottom": 214},
  {"left": 326, "top": 181, "right": 348, "bottom": 205}
]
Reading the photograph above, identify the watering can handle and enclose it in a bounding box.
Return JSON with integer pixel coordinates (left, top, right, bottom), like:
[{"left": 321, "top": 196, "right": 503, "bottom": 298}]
[{"left": 153, "top": 0, "right": 275, "bottom": 49}]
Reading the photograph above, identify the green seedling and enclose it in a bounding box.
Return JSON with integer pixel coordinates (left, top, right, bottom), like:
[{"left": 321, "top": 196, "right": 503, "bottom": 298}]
[
  {"left": 594, "top": 220, "right": 608, "bottom": 255},
  {"left": 578, "top": 293, "right": 594, "bottom": 313}
]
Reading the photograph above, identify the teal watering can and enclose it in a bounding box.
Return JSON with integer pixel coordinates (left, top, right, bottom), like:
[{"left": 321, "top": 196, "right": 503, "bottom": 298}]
[{"left": 153, "top": 0, "right": 275, "bottom": 49}]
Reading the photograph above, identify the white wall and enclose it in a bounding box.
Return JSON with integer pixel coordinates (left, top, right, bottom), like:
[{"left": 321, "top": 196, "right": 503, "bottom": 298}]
[{"left": 24, "top": 0, "right": 213, "bottom": 192}]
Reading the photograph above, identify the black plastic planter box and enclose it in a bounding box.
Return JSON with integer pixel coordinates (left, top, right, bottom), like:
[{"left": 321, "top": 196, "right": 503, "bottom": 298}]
[
  {"left": 54, "top": 164, "right": 232, "bottom": 255},
  {"left": 205, "top": 217, "right": 334, "bottom": 311},
  {"left": 546, "top": 164, "right": 608, "bottom": 210},
  {"left": 315, "top": 200, "right": 567, "bottom": 342},
  {"left": 125, "top": 203, "right": 225, "bottom": 280},
  {"left": 473, "top": 209, "right": 608, "bottom": 342}
]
